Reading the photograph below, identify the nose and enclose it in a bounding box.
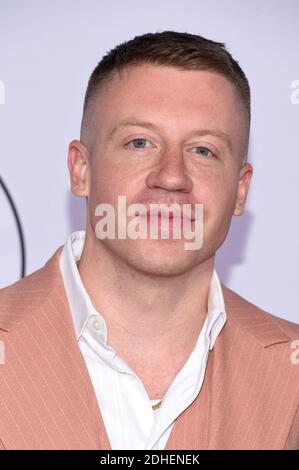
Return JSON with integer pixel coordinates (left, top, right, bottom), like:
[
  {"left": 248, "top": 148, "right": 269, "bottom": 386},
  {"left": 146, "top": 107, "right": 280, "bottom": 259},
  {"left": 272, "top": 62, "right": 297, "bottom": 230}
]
[{"left": 145, "top": 146, "right": 193, "bottom": 193}]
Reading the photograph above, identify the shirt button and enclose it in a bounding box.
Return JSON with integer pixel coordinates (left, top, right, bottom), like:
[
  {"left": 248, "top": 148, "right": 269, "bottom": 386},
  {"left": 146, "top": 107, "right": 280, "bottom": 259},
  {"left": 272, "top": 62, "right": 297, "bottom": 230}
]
[{"left": 93, "top": 319, "right": 103, "bottom": 330}]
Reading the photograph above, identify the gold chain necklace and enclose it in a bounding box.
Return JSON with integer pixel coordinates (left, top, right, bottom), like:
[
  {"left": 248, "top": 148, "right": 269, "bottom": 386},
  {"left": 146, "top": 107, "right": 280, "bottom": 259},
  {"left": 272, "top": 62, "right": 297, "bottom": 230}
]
[{"left": 152, "top": 400, "right": 163, "bottom": 410}]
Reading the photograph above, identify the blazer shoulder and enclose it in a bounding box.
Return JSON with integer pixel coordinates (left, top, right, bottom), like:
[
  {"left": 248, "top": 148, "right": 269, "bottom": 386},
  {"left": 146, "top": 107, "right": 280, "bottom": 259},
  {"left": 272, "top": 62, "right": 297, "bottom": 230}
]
[
  {"left": 0, "top": 245, "right": 64, "bottom": 331},
  {"left": 222, "top": 284, "right": 299, "bottom": 344}
]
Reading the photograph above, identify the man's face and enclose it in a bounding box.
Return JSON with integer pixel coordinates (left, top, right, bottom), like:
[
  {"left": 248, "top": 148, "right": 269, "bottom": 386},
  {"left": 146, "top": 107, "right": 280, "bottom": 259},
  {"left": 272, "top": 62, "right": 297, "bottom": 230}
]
[{"left": 75, "top": 63, "right": 252, "bottom": 276}]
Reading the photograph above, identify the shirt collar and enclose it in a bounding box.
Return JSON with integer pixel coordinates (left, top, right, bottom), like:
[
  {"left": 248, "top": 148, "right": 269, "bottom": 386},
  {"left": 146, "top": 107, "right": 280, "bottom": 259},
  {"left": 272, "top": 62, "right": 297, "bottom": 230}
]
[
  {"left": 59, "top": 230, "right": 102, "bottom": 340},
  {"left": 206, "top": 269, "right": 227, "bottom": 349},
  {"left": 60, "top": 230, "right": 227, "bottom": 349}
]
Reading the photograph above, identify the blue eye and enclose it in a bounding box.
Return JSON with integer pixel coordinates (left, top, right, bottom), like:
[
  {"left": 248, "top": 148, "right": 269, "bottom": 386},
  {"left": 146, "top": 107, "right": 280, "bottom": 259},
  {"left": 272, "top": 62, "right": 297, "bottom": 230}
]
[
  {"left": 128, "top": 138, "right": 151, "bottom": 149},
  {"left": 126, "top": 140, "right": 214, "bottom": 157},
  {"left": 192, "top": 146, "right": 214, "bottom": 157}
]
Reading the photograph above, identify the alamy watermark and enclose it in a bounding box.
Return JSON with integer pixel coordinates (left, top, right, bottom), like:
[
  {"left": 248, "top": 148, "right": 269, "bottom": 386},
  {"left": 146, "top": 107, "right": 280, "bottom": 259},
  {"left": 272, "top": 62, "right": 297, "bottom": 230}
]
[
  {"left": 290, "top": 339, "right": 299, "bottom": 365},
  {"left": 290, "top": 80, "right": 299, "bottom": 104},
  {"left": 94, "top": 196, "right": 204, "bottom": 250}
]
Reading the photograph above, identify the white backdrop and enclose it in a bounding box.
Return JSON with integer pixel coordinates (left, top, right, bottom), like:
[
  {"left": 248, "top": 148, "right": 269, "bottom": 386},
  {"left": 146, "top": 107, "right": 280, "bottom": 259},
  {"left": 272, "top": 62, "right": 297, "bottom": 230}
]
[{"left": 0, "top": 0, "right": 298, "bottom": 323}]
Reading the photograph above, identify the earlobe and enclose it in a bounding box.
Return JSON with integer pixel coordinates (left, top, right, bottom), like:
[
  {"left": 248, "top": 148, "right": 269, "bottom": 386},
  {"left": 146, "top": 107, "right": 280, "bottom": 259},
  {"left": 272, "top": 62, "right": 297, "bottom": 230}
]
[{"left": 233, "top": 205, "right": 244, "bottom": 216}]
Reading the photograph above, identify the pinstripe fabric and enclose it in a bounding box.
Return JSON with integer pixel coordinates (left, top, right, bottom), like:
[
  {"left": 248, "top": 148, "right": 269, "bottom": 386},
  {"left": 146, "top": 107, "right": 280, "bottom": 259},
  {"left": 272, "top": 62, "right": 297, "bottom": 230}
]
[
  {"left": 0, "top": 245, "right": 298, "bottom": 449},
  {"left": 165, "top": 290, "right": 299, "bottom": 450}
]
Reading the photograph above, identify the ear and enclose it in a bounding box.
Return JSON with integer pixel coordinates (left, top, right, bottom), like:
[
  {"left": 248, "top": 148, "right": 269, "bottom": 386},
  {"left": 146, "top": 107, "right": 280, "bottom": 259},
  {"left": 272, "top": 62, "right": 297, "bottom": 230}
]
[
  {"left": 67, "top": 140, "right": 91, "bottom": 197},
  {"left": 233, "top": 163, "right": 253, "bottom": 216}
]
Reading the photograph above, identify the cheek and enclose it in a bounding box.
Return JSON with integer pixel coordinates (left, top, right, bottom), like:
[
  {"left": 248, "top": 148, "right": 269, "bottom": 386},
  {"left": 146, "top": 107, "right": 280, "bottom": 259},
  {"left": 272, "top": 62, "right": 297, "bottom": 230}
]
[
  {"left": 196, "top": 170, "right": 238, "bottom": 220},
  {"left": 89, "top": 159, "right": 134, "bottom": 209}
]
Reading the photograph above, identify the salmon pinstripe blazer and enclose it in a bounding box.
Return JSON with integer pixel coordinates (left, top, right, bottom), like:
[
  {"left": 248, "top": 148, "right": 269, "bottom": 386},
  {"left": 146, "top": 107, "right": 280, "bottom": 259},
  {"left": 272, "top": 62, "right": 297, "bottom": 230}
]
[{"left": 0, "top": 245, "right": 298, "bottom": 450}]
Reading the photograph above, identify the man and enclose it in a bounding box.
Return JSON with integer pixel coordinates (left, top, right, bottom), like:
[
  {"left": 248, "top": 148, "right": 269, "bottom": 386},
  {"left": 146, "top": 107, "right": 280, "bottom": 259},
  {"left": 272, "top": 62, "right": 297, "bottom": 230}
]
[{"left": 0, "top": 31, "right": 298, "bottom": 450}]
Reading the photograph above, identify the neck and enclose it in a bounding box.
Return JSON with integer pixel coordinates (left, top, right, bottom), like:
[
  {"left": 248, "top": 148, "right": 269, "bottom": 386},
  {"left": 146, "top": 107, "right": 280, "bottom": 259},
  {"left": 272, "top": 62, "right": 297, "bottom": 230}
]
[{"left": 76, "top": 229, "right": 215, "bottom": 368}]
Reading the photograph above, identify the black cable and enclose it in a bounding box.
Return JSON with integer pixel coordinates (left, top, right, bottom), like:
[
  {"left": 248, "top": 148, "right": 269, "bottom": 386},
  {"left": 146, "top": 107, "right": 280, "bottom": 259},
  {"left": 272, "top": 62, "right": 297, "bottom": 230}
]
[{"left": 0, "top": 175, "right": 26, "bottom": 278}]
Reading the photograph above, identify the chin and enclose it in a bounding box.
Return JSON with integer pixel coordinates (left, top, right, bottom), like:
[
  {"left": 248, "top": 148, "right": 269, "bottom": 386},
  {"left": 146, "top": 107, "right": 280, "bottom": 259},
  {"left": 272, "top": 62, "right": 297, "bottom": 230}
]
[{"left": 118, "top": 238, "right": 205, "bottom": 277}]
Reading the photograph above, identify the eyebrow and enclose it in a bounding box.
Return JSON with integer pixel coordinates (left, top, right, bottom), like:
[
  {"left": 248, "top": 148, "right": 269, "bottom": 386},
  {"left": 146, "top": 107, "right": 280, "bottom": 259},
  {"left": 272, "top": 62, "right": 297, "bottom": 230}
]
[{"left": 108, "top": 118, "right": 233, "bottom": 152}]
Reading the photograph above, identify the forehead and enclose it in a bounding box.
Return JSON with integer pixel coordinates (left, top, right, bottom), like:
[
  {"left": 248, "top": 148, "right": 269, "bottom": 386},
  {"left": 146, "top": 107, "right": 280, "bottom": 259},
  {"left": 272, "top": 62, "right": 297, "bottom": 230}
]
[{"left": 94, "top": 64, "right": 246, "bottom": 145}]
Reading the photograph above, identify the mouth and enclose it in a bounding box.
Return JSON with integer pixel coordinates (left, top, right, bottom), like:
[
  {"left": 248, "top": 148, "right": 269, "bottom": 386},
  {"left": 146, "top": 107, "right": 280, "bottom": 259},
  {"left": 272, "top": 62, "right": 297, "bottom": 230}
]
[
  {"left": 144, "top": 207, "right": 195, "bottom": 222},
  {"left": 134, "top": 211, "right": 196, "bottom": 237}
]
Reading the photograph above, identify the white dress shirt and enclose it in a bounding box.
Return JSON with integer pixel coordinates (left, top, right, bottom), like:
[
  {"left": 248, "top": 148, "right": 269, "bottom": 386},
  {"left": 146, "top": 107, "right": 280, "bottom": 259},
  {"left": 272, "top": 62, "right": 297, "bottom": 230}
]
[{"left": 59, "top": 230, "right": 227, "bottom": 450}]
